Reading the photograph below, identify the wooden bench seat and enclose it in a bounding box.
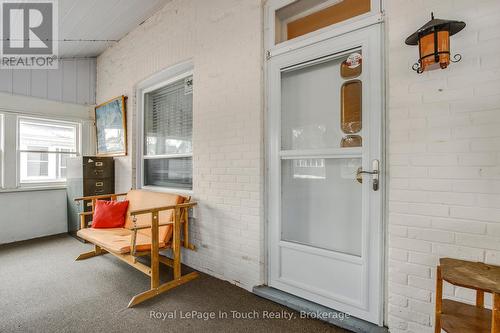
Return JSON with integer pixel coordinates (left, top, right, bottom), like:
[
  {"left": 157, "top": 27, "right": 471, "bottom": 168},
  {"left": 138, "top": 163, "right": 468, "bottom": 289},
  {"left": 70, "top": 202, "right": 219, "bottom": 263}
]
[
  {"left": 74, "top": 189, "right": 198, "bottom": 307},
  {"left": 77, "top": 228, "right": 167, "bottom": 254}
]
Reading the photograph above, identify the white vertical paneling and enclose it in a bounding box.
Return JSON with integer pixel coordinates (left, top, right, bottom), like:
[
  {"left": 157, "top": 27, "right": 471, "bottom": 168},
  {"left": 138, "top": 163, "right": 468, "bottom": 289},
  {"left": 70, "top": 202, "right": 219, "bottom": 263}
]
[
  {"left": 81, "top": 120, "right": 96, "bottom": 156},
  {"left": 47, "top": 65, "right": 63, "bottom": 101},
  {"left": 62, "top": 59, "right": 77, "bottom": 103},
  {"left": 0, "top": 189, "right": 68, "bottom": 244},
  {"left": 89, "top": 58, "right": 96, "bottom": 105},
  {"left": 30, "top": 70, "right": 48, "bottom": 99},
  {"left": 2, "top": 114, "right": 17, "bottom": 189},
  {"left": 76, "top": 59, "right": 90, "bottom": 104},
  {"left": 0, "top": 69, "right": 13, "bottom": 93},
  {"left": 0, "top": 58, "right": 96, "bottom": 105},
  {"left": 12, "top": 70, "right": 30, "bottom": 96}
]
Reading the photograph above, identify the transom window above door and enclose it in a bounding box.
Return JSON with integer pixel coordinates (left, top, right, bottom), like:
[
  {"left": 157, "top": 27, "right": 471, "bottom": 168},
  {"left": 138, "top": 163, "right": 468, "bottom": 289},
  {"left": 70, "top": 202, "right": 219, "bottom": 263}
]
[
  {"left": 266, "top": 0, "right": 382, "bottom": 52},
  {"left": 275, "top": 0, "right": 371, "bottom": 44}
]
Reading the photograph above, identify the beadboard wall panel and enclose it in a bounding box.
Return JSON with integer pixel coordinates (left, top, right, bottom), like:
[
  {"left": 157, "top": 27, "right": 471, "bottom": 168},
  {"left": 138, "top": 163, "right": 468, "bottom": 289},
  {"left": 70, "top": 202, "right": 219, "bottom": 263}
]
[{"left": 0, "top": 58, "right": 96, "bottom": 105}]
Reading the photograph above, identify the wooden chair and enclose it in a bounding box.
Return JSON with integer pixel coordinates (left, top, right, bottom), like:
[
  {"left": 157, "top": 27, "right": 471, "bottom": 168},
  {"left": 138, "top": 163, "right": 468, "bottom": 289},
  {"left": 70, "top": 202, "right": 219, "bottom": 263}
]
[
  {"left": 435, "top": 258, "right": 500, "bottom": 333},
  {"left": 74, "top": 189, "right": 198, "bottom": 307}
]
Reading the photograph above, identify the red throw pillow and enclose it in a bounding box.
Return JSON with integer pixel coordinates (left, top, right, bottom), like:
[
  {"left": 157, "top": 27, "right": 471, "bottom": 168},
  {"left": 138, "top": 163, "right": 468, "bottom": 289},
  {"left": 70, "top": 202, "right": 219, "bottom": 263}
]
[{"left": 92, "top": 200, "right": 129, "bottom": 229}]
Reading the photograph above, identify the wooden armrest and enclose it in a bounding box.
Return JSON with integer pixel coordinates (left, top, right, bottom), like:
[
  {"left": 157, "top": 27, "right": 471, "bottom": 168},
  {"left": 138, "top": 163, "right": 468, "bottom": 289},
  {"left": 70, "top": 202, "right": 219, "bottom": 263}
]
[
  {"left": 74, "top": 193, "right": 128, "bottom": 202},
  {"left": 127, "top": 222, "right": 174, "bottom": 231},
  {"left": 130, "top": 202, "right": 197, "bottom": 216},
  {"left": 79, "top": 212, "right": 93, "bottom": 216}
]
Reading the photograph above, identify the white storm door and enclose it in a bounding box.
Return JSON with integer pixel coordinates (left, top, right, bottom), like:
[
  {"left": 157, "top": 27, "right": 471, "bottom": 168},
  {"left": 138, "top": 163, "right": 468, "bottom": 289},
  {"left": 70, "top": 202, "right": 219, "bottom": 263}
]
[{"left": 267, "top": 25, "right": 383, "bottom": 325}]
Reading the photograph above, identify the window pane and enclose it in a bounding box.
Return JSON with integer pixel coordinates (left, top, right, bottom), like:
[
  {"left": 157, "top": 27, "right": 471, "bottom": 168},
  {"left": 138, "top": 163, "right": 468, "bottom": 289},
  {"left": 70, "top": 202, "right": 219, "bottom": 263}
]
[
  {"left": 27, "top": 160, "right": 48, "bottom": 177},
  {"left": 19, "top": 120, "right": 77, "bottom": 152},
  {"left": 57, "top": 148, "right": 70, "bottom": 179},
  {"left": 144, "top": 157, "right": 192, "bottom": 190},
  {"left": 20, "top": 152, "right": 75, "bottom": 182},
  {"left": 19, "top": 119, "right": 78, "bottom": 183},
  {"left": 281, "top": 56, "right": 344, "bottom": 150},
  {"left": 144, "top": 76, "right": 193, "bottom": 156},
  {"left": 26, "top": 147, "right": 49, "bottom": 177},
  {"left": 281, "top": 158, "right": 362, "bottom": 256}
]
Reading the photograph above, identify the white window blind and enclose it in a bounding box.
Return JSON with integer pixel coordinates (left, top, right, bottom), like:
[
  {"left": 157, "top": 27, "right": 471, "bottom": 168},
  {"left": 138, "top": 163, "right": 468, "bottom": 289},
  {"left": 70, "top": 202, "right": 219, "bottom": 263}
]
[{"left": 143, "top": 75, "right": 193, "bottom": 190}]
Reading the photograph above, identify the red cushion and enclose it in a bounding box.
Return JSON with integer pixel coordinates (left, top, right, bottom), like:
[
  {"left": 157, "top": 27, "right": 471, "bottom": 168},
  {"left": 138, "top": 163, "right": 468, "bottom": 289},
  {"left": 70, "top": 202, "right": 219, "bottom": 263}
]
[{"left": 92, "top": 200, "right": 129, "bottom": 229}]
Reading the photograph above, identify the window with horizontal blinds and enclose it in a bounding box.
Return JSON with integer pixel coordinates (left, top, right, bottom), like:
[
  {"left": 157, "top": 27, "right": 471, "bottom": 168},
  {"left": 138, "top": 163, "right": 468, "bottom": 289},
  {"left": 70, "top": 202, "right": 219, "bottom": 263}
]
[{"left": 143, "top": 75, "right": 193, "bottom": 190}]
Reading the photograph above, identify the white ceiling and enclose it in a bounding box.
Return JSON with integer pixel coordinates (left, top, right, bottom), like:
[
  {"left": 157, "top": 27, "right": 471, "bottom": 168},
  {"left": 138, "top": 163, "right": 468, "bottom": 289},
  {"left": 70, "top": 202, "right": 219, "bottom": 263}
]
[{"left": 58, "top": 0, "right": 171, "bottom": 58}]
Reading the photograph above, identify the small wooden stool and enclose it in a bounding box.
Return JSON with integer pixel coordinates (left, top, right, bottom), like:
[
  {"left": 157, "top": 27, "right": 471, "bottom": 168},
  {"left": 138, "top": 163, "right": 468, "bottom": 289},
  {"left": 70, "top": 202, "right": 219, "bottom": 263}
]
[{"left": 435, "top": 258, "right": 500, "bottom": 333}]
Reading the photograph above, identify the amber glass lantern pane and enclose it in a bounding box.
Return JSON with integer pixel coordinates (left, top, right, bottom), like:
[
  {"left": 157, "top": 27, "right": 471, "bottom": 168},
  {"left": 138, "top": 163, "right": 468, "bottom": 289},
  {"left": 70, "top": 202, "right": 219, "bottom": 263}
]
[
  {"left": 419, "top": 30, "right": 450, "bottom": 71},
  {"left": 341, "top": 80, "right": 362, "bottom": 134}
]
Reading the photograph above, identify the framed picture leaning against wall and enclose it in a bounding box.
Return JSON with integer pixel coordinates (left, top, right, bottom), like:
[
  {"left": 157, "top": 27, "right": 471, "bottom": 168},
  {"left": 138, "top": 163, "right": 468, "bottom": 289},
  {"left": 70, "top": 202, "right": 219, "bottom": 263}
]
[{"left": 94, "top": 95, "right": 127, "bottom": 156}]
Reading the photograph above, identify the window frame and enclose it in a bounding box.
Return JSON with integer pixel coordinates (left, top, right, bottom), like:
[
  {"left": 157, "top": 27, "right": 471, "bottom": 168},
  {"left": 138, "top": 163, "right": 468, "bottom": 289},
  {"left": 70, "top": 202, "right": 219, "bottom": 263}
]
[
  {"left": 16, "top": 116, "right": 81, "bottom": 188},
  {"left": 136, "top": 61, "right": 194, "bottom": 194}
]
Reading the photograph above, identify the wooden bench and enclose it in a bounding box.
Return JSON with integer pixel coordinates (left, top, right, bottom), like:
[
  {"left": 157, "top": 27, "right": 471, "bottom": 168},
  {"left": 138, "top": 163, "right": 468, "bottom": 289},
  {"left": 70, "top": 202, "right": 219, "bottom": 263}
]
[{"left": 74, "top": 189, "right": 198, "bottom": 307}]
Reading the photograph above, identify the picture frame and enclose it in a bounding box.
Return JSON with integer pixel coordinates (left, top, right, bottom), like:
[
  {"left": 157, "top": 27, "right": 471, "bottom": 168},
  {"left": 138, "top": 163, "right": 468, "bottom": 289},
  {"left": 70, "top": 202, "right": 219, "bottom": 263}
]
[{"left": 94, "top": 95, "right": 127, "bottom": 156}]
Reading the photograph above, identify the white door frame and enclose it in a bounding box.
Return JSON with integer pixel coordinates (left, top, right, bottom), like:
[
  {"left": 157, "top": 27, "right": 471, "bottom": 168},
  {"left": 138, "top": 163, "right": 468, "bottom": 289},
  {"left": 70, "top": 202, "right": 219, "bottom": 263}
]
[{"left": 264, "top": 4, "right": 385, "bottom": 325}]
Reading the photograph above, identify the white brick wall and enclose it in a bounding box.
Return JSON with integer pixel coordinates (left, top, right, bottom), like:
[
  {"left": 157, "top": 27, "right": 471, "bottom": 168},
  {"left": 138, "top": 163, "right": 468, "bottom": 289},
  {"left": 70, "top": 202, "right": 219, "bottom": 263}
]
[
  {"left": 96, "top": 0, "right": 264, "bottom": 290},
  {"left": 386, "top": 0, "right": 500, "bottom": 331}
]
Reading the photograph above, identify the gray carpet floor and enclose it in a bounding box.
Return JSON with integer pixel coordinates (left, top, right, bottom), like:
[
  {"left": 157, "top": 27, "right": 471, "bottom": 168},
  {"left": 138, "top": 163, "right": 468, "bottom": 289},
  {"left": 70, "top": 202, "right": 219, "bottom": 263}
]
[{"left": 0, "top": 235, "right": 350, "bottom": 333}]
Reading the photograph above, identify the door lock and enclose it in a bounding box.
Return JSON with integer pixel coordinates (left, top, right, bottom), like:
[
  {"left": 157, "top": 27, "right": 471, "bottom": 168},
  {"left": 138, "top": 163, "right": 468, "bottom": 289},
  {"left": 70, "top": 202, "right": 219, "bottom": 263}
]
[{"left": 356, "top": 160, "right": 380, "bottom": 191}]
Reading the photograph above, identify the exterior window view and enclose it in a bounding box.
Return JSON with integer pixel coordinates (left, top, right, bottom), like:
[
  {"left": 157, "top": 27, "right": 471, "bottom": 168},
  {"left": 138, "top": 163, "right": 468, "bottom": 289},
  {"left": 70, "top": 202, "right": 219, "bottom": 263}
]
[
  {"left": 18, "top": 118, "right": 78, "bottom": 183},
  {"left": 0, "top": 1, "right": 499, "bottom": 333}
]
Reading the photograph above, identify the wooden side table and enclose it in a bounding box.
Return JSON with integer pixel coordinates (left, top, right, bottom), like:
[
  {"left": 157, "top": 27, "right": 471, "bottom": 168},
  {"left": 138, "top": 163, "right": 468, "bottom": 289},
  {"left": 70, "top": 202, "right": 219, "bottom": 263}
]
[{"left": 435, "top": 258, "right": 500, "bottom": 333}]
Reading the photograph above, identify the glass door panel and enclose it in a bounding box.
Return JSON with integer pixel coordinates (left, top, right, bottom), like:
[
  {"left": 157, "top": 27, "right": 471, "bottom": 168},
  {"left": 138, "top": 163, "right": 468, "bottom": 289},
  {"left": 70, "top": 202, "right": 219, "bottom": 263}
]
[
  {"left": 281, "top": 158, "right": 362, "bottom": 256},
  {"left": 281, "top": 57, "right": 344, "bottom": 150},
  {"left": 280, "top": 53, "right": 364, "bottom": 257},
  {"left": 281, "top": 52, "right": 363, "bottom": 151}
]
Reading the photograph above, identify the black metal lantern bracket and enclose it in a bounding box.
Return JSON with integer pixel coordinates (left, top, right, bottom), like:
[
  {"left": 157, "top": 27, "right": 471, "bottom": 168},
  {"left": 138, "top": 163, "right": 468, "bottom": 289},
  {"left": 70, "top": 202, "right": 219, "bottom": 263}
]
[{"left": 405, "top": 13, "right": 466, "bottom": 74}]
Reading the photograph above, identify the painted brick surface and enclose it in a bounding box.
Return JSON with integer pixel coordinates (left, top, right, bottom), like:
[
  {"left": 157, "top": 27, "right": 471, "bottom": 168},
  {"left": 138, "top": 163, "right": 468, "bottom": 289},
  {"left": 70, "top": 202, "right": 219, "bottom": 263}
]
[
  {"left": 96, "top": 0, "right": 264, "bottom": 290},
  {"left": 386, "top": 0, "right": 500, "bottom": 331}
]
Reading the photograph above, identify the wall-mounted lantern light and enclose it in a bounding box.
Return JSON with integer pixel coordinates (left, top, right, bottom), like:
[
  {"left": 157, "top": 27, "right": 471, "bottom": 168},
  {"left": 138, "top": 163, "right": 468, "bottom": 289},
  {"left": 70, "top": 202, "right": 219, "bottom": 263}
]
[{"left": 405, "top": 13, "right": 466, "bottom": 74}]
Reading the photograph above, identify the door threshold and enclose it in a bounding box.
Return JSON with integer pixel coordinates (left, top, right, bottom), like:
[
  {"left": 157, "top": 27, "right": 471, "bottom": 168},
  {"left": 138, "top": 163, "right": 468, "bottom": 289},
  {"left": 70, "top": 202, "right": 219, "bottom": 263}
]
[{"left": 253, "top": 285, "right": 388, "bottom": 333}]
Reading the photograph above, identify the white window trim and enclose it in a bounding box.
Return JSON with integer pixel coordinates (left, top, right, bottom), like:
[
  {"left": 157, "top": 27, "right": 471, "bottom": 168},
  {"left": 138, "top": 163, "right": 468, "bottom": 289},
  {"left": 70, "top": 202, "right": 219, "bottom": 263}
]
[
  {"left": 136, "top": 60, "right": 194, "bottom": 195},
  {"left": 16, "top": 116, "right": 81, "bottom": 189}
]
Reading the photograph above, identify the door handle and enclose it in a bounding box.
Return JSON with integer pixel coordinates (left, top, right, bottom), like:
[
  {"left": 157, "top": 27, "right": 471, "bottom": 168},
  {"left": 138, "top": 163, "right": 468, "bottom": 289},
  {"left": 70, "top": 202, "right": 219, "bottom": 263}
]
[{"left": 356, "top": 159, "right": 380, "bottom": 191}]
